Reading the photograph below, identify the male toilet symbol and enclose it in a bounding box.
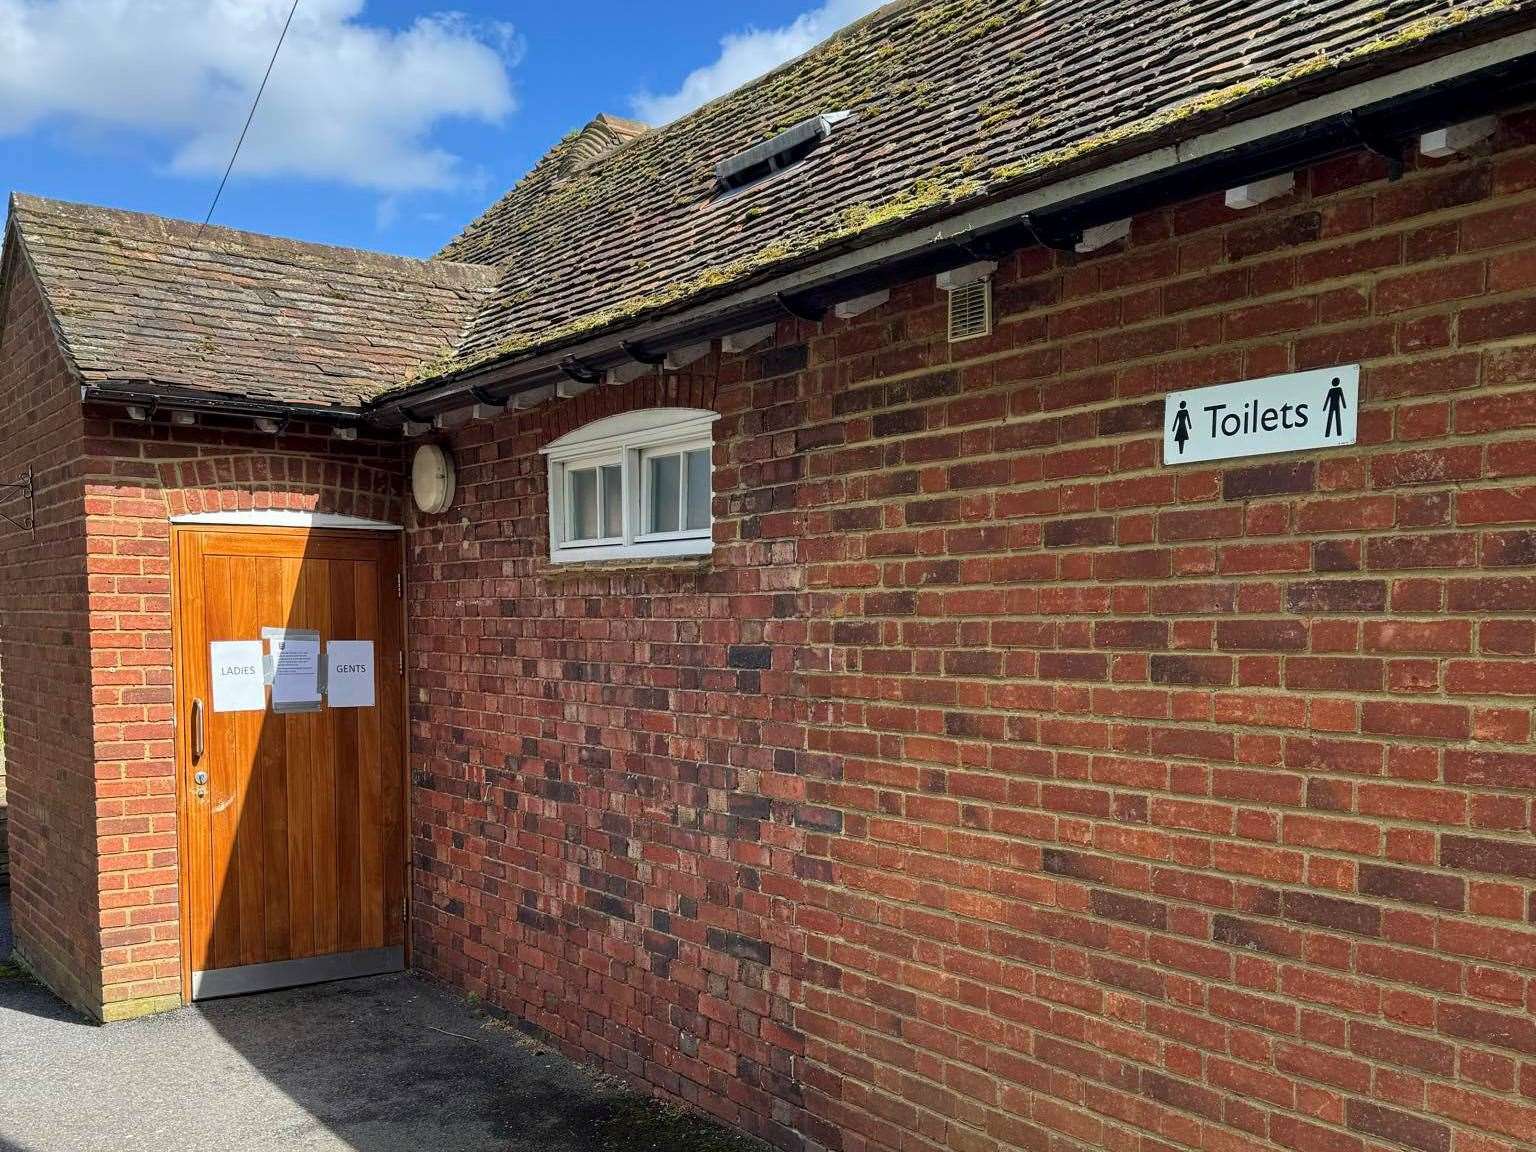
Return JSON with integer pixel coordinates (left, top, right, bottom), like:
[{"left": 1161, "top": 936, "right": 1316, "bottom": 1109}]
[
  {"left": 1323, "top": 375, "right": 1347, "bottom": 438},
  {"left": 1171, "top": 400, "right": 1193, "bottom": 455}
]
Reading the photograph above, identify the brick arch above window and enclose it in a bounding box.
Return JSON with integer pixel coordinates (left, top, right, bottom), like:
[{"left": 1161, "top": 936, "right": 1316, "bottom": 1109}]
[
  {"left": 540, "top": 369, "right": 720, "bottom": 443},
  {"left": 543, "top": 406, "right": 718, "bottom": 455}
]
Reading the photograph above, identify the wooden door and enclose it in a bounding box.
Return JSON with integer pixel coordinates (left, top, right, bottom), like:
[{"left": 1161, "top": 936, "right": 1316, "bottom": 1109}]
[{"left": 173, "top": 526, "right": 406, "bottom": 1000}]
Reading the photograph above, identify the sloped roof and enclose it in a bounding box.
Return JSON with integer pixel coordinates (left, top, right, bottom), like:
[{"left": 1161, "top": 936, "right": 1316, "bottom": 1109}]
[
  {"left": 5, "top": 0, "right": 1533, "bottom": 416},
  {"left": 4, "top": 194, "right": 497, "bottom": 410},
  {"left": 419, "top": 0, "right": 1534, "bottom": 392}
]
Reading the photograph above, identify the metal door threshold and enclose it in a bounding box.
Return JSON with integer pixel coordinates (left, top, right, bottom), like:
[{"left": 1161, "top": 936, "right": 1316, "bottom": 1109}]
[{"left": 192, "top": 946, "right": 403, "bottom": 1000}]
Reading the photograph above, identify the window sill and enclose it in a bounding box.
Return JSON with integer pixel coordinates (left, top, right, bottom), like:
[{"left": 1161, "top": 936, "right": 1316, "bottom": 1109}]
[
  {"left": 549, "top": 538, "right": 712, "bottom": 565},
  {"left": 536, "top": 555, "right": 714, "bottom": 581}
]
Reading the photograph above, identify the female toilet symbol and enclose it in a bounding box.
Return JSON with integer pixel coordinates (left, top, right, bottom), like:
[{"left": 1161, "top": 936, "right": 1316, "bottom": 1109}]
[
  {"left": 1171, "top": 399, "right": 1193, "bottom": 455},
  {"left": 1324, "top": 376, "right": 1347, "bottom": 438}
]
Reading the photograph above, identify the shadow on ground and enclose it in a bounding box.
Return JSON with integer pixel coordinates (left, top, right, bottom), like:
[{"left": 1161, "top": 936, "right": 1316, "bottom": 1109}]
[
  {"left": 0, "top": 891, "right": 763, "bottom": 1152},
  {"left": 0, "top": 881, "right": 11, "bottom": 964}
]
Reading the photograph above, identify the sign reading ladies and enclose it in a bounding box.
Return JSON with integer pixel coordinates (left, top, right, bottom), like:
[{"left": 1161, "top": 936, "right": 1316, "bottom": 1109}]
[{"left": 1164, "top": 365, "right": 1359, "bottom": 465}]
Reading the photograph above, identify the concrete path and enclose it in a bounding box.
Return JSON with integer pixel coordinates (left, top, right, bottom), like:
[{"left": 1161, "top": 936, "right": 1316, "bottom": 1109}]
[{"left": 0, "top": 892, "right": 760, "bottom": 1152}]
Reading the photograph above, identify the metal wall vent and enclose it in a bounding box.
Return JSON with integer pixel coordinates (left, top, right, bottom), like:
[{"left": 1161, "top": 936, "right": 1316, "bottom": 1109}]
[
  {"left": 947, "top": 278, "right": 992, "bottom": 342},
  {"left": 715, "top": 111, "right": 851, "bottom": 195}
]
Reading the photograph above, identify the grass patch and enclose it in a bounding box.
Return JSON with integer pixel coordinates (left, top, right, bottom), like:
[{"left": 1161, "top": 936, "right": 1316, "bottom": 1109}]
[{"left": 0, "top": 958, "right": 29, "bottom": 982}]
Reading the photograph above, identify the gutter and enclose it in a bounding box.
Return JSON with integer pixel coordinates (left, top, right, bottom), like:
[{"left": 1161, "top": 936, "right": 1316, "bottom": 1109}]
[
  {"left": 368, "top": 25, "right": 1536, "bottom": 427},
  {"left": 83, "top": 380, "right": 364, "bottom": 428}
]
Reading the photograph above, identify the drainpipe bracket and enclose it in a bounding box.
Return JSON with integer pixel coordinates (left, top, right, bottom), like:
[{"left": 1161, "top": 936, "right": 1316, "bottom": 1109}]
[
  {"left": 1346, "top": 111, "right": 1406, "bottom": 181},
  {"left": 775, "top": 291, "right": 826, "bottom": 323},
  {"left": 620, "top": 340, "right": 668, "bottom": 366}
]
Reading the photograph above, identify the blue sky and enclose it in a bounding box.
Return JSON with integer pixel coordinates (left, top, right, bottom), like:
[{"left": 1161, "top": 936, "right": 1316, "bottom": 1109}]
[{"left": 0, "top": 1, "right": 883, "bottom": 257}]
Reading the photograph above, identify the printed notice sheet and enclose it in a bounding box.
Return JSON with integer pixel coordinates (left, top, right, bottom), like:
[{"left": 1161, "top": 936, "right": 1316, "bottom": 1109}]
[
  {"left": 327, "top": 640, "right": 376, "bottom": 708},
  {"left": 270, "top": 633, "right": 322, "bottom": 707},
  {"left": 210, "top": 640, "right": 266, "bottom": 712}
]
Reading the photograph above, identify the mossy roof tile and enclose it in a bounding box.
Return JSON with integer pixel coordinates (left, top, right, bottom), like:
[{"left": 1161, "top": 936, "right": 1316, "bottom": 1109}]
[
  {"left": 5, "top": 194, "right": 497, "bottom": 408},
  {"left": 415, "top": 0, "right": 1534, "bottom": 394}
]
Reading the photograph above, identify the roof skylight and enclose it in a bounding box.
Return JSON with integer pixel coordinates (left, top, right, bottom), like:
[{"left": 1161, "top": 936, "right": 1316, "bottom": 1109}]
[{"left": 714, "top": 111, "right": 852, "bottom": 195}]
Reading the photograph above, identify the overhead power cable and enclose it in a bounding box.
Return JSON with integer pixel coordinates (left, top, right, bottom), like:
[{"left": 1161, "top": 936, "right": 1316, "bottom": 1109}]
[{"left": 197, "top": 0, "right": 301, "bottom": 237}]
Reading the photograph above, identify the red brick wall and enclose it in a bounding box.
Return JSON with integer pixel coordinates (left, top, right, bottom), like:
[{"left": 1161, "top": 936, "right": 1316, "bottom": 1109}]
[
  {"left": 80, "top": 415, "right": 401, "bottom": 1017},
  {"left": 410, "top": 114, "right": 1536, "bottom": 1152},
  {"left": 0, "top": 257, "right": 100, "bottom": 1012}
]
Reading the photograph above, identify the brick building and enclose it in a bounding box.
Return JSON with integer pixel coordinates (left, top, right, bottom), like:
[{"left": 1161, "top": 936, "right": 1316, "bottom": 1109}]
[{"left": 3, "top": 2, "right": 1536, "bottom": 1151}]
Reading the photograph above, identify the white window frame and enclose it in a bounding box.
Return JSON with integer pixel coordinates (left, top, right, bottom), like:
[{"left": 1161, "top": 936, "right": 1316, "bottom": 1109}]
[
  {"left": 559, "top": 455, "right": 625, "bottom": 548},
  {"left": 542, "top": 408, "right": 719, "bottom": 563},
  {"left": 635, "top": 442, "right": 713, "bottom": 544}
]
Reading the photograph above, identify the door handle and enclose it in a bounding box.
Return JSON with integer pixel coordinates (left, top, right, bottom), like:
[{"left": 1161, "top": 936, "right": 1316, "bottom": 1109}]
[{"left": 191, "top": 697, "right": 205, "bottom": 763}]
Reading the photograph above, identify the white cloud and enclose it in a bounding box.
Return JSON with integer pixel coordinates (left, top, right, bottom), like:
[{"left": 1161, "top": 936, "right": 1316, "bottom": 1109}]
[
  {"left": 374, "top": 194, "right": 401, "bottom": 231},
  {"left": 0, "top": 0, "right": 520, "bottom": 192},
  {"left": 630, "top": 0, "right": 886, "bottom": 125}
]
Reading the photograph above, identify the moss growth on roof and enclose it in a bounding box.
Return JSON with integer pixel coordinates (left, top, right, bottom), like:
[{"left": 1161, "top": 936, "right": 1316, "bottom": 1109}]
[
  {"left": 992, "top": 0, "right": 1519, "bottom": 183},
  {"left": 405, "top": 344, "right": 465, "bottom": 385},
  {"left": 396, "top": 170, "right": 985, "bottom": 387},
  {"left": 11, "top": 193, "right": 497, "bottom": 407},
  {"left": 382, "top": 0, "right": 1529, "bottom": 400}
]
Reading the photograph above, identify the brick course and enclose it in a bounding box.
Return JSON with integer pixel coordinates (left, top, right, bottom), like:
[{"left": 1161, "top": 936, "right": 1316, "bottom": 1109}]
[
  {"left": 410, "top": 117, "right": 1536, "bottom": 1152},
  {"left": 1, "top": 682, "right": 9, "bottom": 880}
]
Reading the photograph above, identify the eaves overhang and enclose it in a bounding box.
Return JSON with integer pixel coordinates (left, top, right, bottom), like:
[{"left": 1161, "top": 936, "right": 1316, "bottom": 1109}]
[{"left": 81, "top": 379, "right": 365, "bottom": 426}]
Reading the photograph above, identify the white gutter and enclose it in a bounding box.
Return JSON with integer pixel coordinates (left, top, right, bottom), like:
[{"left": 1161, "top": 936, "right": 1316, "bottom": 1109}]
[{"left": 378, "top": 26, "right": 1536, "bottom": 420}]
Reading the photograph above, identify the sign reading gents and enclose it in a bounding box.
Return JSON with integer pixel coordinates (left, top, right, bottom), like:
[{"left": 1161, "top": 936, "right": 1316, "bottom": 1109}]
[{"left": 1163, "top": 365, "right": 1359, "bottom": 465}]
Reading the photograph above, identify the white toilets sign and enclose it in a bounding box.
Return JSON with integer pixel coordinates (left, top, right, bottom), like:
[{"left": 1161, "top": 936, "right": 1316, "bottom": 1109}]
[{"left": 1163, "top": 365, "right": 1358, "bottom": 465}]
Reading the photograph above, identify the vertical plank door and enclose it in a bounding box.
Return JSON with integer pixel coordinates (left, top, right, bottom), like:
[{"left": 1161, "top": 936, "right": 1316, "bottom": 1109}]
[{"left": 174, "top": 526, "right": 405, "bottom": 1000}]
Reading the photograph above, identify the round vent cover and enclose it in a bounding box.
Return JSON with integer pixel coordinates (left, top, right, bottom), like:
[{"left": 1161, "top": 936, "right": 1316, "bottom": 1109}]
[{"left": 410, "top": 444, "right": 455, "bottom": 515}]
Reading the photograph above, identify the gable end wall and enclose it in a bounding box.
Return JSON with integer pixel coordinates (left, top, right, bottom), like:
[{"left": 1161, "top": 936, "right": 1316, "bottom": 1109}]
[{"left": 0, "top": 252, "right": 101, "bottom": 1015}]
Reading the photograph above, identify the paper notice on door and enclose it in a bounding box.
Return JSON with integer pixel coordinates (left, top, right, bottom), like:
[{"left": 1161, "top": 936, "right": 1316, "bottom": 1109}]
[
  {"left": 210, "top": 640, "right": 266, "bottom": 712},
  {"left": 269, "top": 632, "right": 322, "bottom": 708},
  {"left": 326, "top": 640, "right": 375, "bottom": 708}
]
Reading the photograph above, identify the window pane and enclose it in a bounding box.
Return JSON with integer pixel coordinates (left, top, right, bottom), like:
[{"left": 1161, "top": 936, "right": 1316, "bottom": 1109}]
[
  {"left": 649, "top": 454, "right": 681, "bottom": 533},
  {"left": 568, "top": 467, "right": 598, "bottom": 541},
  {"left": 601, "top": 464, "right": 623, "bottom": 538},
  {"left": 686, "top": 448, "right": 711, "bottom": 530}
]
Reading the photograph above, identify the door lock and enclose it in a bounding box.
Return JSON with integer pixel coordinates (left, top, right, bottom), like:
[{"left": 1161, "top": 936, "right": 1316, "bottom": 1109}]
[{"left": 194, "top": 770, "right": 208, "bottom": 800}]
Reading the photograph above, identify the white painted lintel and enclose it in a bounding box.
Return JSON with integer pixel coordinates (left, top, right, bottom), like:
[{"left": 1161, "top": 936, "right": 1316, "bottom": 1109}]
[{"left": 170, "top": 510, "right": 401, "bottom": 530}]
